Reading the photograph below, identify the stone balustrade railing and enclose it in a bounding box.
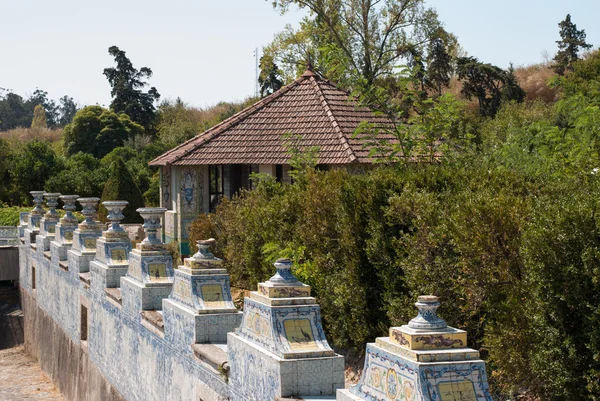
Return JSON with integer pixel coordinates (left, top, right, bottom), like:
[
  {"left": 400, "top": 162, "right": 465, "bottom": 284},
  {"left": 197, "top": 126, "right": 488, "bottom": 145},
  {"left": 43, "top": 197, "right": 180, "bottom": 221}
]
[{"left": 17, "top": 190, "right": 491, "bottom": 401}]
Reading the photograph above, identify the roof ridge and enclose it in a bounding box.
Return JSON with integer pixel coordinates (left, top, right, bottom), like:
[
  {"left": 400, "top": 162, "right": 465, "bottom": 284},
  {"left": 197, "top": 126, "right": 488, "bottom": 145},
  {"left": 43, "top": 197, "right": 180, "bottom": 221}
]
[
  {"left": 309, "top": 77, "right": 357, "bottom": 163},
  {"left": 149, "top": 76, "right": 307, "bottom": 166}
]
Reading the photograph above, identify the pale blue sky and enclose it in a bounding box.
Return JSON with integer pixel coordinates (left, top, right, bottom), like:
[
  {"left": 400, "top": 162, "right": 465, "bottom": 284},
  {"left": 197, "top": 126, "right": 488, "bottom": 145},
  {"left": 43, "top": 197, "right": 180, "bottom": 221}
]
[{"left": 0, "top": 0, "right": 598, "bottom": 108}]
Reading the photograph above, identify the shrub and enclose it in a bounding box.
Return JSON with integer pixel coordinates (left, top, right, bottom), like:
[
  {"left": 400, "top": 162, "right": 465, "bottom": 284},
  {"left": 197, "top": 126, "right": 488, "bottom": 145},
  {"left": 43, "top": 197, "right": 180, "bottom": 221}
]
[{"left": 98, "top": 157, "right": 144, "bottom": 223}]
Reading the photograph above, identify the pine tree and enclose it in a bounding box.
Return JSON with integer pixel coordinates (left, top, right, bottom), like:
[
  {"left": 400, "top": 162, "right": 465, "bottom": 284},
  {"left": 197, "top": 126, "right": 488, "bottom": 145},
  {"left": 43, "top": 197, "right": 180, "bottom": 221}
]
[
  {"left": 553, "top": 14, "right": 592, "bottom": 76},
  {"left": 258, "top": 56, "right": 284, "bottom": 98},
  {"left": 426, "top": 38, "right": 453, "bottom": 97},
  {"left": 31, "top": 104, "right": 47, "bottom": 129},
  {"left": 98, "top": 157, "right": 144, "bottom": 224}
]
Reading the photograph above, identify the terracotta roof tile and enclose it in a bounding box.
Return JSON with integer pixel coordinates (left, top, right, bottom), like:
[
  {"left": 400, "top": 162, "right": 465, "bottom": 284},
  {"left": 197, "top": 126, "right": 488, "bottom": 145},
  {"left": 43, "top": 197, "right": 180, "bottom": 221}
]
[{"left": 149, "top": 71, "right": 396, "bottom": 166}]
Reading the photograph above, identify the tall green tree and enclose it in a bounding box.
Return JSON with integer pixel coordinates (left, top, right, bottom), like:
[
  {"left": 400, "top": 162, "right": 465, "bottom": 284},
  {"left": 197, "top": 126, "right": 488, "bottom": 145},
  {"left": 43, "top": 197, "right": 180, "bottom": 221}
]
[
  {"left": 258, "top": 55, "right": 284, "bottom": 97},
  {"left": 103, "top": 46, "right": 161, "bottom": 132},
  {"left": 425, "top": 37, "right": 453, "bottom": 96},
  {"left": 456, "top": 57, "right": 525, "bottom": 117},
  {"left": 57, "top": 96, "right": 78, "bottom": 127},
  {"left": 0, "top": 92, "right": 29, "bottom": 130},
  {"left": 553, "top": 14, "right": 592, "bottom": 76},
  {"left": 63, "top": 106, "right": 144, "bottom": 158}
]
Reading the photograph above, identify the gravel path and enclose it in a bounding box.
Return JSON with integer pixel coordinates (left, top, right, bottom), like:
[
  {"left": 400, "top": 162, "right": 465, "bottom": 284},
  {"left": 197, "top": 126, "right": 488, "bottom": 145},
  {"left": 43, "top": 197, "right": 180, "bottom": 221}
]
[{"left": 0, "top": 286, "right": 63, "bottom": 400}]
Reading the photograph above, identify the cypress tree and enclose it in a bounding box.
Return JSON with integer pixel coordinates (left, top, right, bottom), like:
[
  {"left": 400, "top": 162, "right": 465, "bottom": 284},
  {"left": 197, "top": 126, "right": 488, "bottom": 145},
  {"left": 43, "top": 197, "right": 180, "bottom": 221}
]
[
  {"left": 99, "top": 157, "right": 144, "bottom": 224},
  {"left": 553, "top": 14, "right": 592, "bottom": 75}
]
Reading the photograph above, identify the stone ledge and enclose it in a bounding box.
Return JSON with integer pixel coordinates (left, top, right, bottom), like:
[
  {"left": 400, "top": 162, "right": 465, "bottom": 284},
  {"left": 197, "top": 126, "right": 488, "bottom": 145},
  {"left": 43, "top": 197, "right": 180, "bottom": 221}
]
[
  {"left": 79, "top": 272, "right": 91, "bottom": 288},
  {"left": 141, "top": 310, "right": 164, "bottom": 337},
  {"left": 43, "top": 251, "right": 51, "bottom": 260},
  {"left": 104, "top": 288, "right": 122, "bottom": 305},
  {"left": 191, "top": 343, "right": 230, "bottom": 378}
]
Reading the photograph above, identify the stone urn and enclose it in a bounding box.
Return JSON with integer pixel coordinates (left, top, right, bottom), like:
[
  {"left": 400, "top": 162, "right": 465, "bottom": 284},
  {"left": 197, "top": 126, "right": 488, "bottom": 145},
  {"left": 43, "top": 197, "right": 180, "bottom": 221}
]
[
  {"left": 78, "top": 198, "right": 100, "bottom": 229},
  {"left": 43, "top": 193, "right": 61, "bottom": 220},
  {"left": 29, "top": 191, "right": 46, "bottom": 229},
  {"left": 408, "top": 295, "right": 447, "bottom": 330},
  {"left": 103, "top": 201, "right": 129, "bottom": 240},
  {"left": 268, "top": 258, "right": 301, "bottom": 286},
  {"left": 137, "top": 207, "right": 167, "bottom": 248},
  {"left": 59, "top": 195, "right": 79, "bottom": 225}
]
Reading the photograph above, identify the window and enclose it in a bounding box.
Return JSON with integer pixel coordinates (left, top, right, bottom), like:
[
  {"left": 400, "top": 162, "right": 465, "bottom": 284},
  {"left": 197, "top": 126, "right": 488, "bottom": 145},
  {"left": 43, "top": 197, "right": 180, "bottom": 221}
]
[
  {"left": 31, "top": 265, "right": 36, "bottom": 290},
  {"left": 80, "top": 304, "right": 88, "bottom": 342},
  {"left": 209, "top": 165, "right": 224, "bottom": 213},
  {"left": 276, "top": 165, "right": 283, "bottom": 182}
]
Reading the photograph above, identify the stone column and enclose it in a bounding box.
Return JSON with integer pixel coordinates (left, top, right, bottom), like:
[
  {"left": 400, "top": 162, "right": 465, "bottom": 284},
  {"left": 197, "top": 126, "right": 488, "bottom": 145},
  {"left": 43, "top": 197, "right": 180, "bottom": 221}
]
[
  {"left": 163, "top": 238, "right": 242, "bottom": 350},
  {"left": 90, "top": 201, "right": 133, "bottom": 292},
  {"left": 337, "top": 296, "right": 492, "bottom": 401},
  {"left": 68, "top": 197, "right": 102, "bottom": 274},
  {"left": 228, "top": 258, "right": 344, "bottom": 400},
  {"left": 37, "top": 192, "right": 61, "bottom": 251},
  {"left": 121, "top": 207, "right": 174, "bottom": 315},
  {"left": 50, "top": 195, "right": 79, "bottom": 263}
]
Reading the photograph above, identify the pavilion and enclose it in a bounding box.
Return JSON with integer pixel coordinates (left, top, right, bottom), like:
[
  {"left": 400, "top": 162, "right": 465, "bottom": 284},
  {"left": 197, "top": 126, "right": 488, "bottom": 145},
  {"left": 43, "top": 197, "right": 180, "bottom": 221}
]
[{"left": 149, "top": 69, "right": 394, "bottom": 255}]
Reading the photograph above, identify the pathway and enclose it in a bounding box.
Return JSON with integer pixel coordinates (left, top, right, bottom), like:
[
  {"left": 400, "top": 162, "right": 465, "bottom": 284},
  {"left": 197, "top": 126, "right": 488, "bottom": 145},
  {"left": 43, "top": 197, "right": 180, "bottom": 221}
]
[{"left": 0, "top": 286, "right": 63, "bottom": 400}]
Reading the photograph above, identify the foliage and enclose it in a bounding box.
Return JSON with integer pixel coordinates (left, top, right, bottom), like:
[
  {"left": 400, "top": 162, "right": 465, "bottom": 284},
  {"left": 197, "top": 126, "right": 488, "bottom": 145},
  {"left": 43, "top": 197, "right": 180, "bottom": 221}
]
[
  {"left": 0, "top": 88, "right": 75, "bottom": 131},
  {"left": 258, "top": 56, "right": 284, "bottom": 97},
  {"left": 63, "top": 106, "right": 144, "bottom": 158},
  {"left": 268, "top": 0, "right": 451, "bottom": 86},
  {"left": 0, "top": 206, "right": 30, "bottom": 226},
  {"left": 45, "top": 152, "right": 107, "bottom": 198},
  {"left": 552, "top": 14, "right": 592, "bottom": 76},
  {"left": 98, "top": 157, "right": 144, "bottom": 224},
  {"left": 354, "top": 68, "right": 473, "bottom": 164},
  {"left": 187, "top": 52, "right": 600, "bottom": 399},
  {"left": 31, "top": 104, "right": 47, "bottom": 129},
  {"left": 456, "top": 57, "right": 525, "bottom": 117},
  {"left": 103, "top": 46, "right": 161, "bottom": 132},
  {"left": 9, "top": 140, "right": 61, "bottom": 204},
  {"left": 425, "top": 36, "right": 454, "bottom": 96}
]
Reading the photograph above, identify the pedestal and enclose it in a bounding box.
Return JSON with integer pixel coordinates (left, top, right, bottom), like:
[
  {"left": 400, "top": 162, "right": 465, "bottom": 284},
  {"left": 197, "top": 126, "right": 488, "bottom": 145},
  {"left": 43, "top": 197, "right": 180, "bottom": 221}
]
[
  {"left": 228, "top": 259, "right": 344, "bottom": 400},
  {"left": 163, "top": 239, "right": 242, "bottom": 349},
  {"left": 340, "top": 296, "right": 492, "bottom": 401},
  {"left": 89, "top": 202, "right": 133, "bottom": 290},
  {"left": 121, "top": 207, "right": 174, "bottom": 315}
]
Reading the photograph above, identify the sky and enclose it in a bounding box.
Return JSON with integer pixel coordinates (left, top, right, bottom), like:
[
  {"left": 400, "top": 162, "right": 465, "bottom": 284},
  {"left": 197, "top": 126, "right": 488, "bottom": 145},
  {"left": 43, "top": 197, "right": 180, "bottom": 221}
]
[{"left": 0, "top": 0, "right": 598, "bottom": 109}]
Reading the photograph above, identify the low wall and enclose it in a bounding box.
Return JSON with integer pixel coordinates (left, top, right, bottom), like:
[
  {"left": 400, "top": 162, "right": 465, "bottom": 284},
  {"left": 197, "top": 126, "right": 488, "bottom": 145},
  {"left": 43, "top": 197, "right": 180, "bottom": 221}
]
[
  {"left": 0, "top": 246, "right": 19, "bottom": 281},
  {"left": 19, "top": 232, "right": 240, "bottom": 401}
]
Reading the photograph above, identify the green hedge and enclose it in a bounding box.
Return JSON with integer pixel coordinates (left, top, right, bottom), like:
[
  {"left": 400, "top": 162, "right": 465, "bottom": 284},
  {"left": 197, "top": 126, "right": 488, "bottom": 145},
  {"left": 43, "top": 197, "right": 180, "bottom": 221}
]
[{"left": 189, "top": 164, "right": 600, "bottom": 399}]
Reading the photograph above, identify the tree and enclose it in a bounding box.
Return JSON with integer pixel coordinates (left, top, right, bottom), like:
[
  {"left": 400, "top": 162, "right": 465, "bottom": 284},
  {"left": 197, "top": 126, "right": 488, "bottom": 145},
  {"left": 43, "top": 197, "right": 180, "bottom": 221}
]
[
  {"left": 456, "top": 57, "right": 525, "bottom": 117},
  {"left": 0, "top": 92, "right": 29, "bottom": 130},
  {"left": 426, "top": 37, "right": 453, "bottom": 96},
  {"left": 57, "top": 96, "right": 78, "bottom": 126},
  {"left": 26, "top": 89, "right": 58, "bottom": 127},
  {"left": 9, "top": 140, "right": 61, "bottom": 203},
  {"left": 553, "top": 14, "right": 592, "bottom": 76},
  {"left": 98, "top": 157, "right": 144, "bottom": 224},
  {"left": 103, "top": 46, "right": 161, "bottom": 132},
  {"left": 63, "top": 106, "right": 144, "bottom": 158},
  {"left": 31, "top": 104, "right": 47, "bottom": 129},
  {"left": 270, "top": 0, "right": 447, "bottom": 86},
  {"left": 45, "top": 152, "right": 107, "bottom": 198},
  {"left": 258, "top": 55, "right": 284, "bottom": 97}
]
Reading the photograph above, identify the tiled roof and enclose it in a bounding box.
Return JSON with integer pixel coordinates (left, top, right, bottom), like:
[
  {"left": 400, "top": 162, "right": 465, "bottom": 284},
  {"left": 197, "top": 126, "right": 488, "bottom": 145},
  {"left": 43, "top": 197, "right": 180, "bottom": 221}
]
[{"left": 149, "top": 70, "right": 396, "bottom": 166}]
